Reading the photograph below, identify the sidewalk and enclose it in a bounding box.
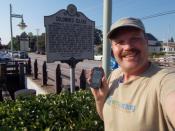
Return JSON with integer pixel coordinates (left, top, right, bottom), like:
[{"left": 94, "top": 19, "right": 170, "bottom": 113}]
[{"left": 26, "top": 76, "right": 55, "bottom": 95}]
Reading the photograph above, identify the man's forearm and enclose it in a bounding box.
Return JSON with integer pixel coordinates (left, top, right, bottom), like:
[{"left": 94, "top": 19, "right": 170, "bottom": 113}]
[{"left": 95, "top": 100, "right": 105, "bottom": 120}]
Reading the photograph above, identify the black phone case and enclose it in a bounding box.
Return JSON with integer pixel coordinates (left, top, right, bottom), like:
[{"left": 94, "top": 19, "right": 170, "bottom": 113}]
[{"left": 90, "top": 67, "right": 103, "bottom": 89}]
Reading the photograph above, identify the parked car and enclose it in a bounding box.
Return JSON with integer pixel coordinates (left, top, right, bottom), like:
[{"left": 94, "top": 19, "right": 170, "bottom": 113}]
[
  {"left": 94, "top": 55, "right": 103, "bottom": 61},
  {"left": 18, "top": 51, "right": 29, "bottom": 59},
  {"left": 0, "top": 52, "right": 12, "bottom": 62},
  {"left": 8, "top": 51, "right": 19, "bottom": 58}
]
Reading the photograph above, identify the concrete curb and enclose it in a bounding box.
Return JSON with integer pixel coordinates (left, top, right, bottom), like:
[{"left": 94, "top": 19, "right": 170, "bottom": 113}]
[{"left": 26, "top": 77, "right": 49, "bottom": 95}]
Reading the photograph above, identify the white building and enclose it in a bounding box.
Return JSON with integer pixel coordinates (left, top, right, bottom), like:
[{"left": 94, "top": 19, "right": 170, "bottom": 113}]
[
  {"left": 147, "top": 33, "right": 161, "bottom": 54},
  {"left": 145, "top": 33, "right": 175, "bottom": 55},
  {"left": 161, "top": 42, "right": 175, "bottom": 54}
]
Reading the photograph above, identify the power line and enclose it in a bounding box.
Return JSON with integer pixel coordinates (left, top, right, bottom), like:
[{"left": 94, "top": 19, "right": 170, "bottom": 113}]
[
  {"left": 96, "top": 9, "right": 175, "bottom": 29},
  {"left": 140, "top": 10, "right": 175, "bottom": 20}
]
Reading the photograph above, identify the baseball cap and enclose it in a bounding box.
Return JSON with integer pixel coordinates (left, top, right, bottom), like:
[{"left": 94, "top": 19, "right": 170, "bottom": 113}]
[{"left": 107, "top": 17, "right": 145, "bottom": 39}]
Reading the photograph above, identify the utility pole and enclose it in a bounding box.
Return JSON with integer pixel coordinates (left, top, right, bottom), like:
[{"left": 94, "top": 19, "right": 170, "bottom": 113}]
[
  {"left": 10, "top": 4, "right": 13, "bottom": 51},
  {"left": 102, "top": 0, "right": 112, "bottom": 77}
]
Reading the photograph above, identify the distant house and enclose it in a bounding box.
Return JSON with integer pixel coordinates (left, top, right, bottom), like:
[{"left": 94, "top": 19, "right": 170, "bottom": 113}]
[
  {"left": 161, "top": 42, "right": 175, "bottom": 54},
  {"left": 146, "top": 33, "right": 161, "bottom": 54},
  {"left": 146, "top": 33, "right": 175, "bottom": 54}
]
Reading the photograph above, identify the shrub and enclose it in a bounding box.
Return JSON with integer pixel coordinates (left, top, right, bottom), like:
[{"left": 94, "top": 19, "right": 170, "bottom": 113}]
[{"left": 0, "top": 90, "right": 103, "bottom": 131}]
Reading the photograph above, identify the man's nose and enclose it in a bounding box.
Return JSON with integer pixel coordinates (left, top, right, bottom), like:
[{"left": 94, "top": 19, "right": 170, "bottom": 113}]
[{"left": 123, "top": 40, "right": 134, "bottom": 49}]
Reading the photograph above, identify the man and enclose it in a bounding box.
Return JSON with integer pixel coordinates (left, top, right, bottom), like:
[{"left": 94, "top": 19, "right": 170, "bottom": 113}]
[{"left": 89, "top": 17, "right": 175, "bottom": 131}]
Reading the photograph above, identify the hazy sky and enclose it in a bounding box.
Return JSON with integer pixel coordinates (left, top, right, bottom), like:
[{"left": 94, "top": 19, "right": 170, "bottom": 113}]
[{"left": 0, "top": 0, "right": 175, "bottom": 45}]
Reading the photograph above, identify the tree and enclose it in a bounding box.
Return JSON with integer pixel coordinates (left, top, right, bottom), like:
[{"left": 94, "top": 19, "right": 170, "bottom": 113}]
[
  {"left": 94, "top": 28, "right": 103, "bottom": 45},
  {"left": 97, "top": 44, "right": 103, "bottom": 55},
  {"left": 0, "top": 37, "right": 3, "bottom": 50},
  {"left": 7, "top": 37, "right": 20, "bottom": 51},
  {"left": 38, "top": 33, "right": 45, "bottom": 53},
  {"left": 170, "top": 37, "right": 174, "bottom": 42},
  {"left": 27, "top": 32, "right": 37, "bottom": 52},
  {"left": 168, "top": 37, "right": 174, "bottom": 42}
]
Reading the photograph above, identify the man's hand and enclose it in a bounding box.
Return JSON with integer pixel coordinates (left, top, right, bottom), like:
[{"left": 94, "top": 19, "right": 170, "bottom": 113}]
[{"left": 87, "top": 68, "right": 109, "bottom": 120}]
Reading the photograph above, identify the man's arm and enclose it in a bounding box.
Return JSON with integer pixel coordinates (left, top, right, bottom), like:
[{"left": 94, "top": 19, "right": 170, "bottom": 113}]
[
  {"left": 89, "top": 76, "right": 109, "bottom": 120},
  {"left": 165, "top": 91, "right": 175, "bottom": 128},
  {"left": 94, "top": 97, "right": 105, "bottom": 120}
]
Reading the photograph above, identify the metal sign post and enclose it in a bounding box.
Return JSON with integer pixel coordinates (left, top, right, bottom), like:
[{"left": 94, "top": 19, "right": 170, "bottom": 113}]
[
  {"left": 70, "top": 65, "right": 75, "bottom": 92},
  {"left": 61, "top": 58, "right": 82, "bottom": 93}
]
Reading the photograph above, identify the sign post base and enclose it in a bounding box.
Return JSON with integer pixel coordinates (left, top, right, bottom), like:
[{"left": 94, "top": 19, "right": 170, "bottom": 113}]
[{"left": 61, "top": 57, "right": 82, "bottom": 93}]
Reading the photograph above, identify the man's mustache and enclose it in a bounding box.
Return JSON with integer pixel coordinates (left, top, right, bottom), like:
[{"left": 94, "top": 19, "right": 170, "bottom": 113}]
[{"left": 121, "top": 49, "right": 140, "bottom": 57}]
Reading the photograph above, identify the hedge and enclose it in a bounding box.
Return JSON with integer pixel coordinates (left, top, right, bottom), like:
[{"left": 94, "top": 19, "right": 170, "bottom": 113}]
[{"left": 0, "top": 90, "right": 104, "bottom": 131}]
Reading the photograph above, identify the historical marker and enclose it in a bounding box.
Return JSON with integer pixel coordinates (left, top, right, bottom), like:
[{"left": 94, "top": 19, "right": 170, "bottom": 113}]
[{"left": 44, "top": 4, "right": 95, "bottom": 63}]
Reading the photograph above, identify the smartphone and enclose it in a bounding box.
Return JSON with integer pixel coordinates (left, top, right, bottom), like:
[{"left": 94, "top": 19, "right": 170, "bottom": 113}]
[{"left": 90, "top": 67, "right": 103, "bottom": 89}]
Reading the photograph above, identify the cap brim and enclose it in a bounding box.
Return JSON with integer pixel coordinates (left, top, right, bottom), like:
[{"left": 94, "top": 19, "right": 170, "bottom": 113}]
[{"left": 107, "top": 25, "right": 144, "bottom": 39}]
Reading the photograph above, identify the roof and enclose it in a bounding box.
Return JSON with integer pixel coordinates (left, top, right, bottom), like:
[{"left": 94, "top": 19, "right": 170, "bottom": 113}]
[{"left": 146, "top": 33, "right": 158, "bottom": 41}]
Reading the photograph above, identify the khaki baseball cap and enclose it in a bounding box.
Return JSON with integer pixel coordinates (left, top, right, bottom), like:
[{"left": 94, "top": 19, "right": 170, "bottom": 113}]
[{"left": 107, "top": 17, "right": 145, "bottom": 39}]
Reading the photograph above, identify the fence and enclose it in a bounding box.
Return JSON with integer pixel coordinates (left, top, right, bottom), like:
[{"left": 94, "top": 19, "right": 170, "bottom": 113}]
[
  {"left": 0, "top": 59, "right": 31, "bottom": 101},
  {"left": 0, "top": 57, "right": 88, "bottom": 100},
  {"left": 31, "top": 59, "right": 87, "bottom": 94}
]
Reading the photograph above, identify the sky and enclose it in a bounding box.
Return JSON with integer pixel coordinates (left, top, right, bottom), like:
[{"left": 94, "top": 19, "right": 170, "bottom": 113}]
[{"left": 0, "top": 0, "right": 175, "bottom": 45}]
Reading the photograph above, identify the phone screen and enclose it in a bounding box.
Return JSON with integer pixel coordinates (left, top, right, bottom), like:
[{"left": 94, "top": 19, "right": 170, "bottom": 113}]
[{"left": 91, "top": 67, "right": 103, "bottom": 89}]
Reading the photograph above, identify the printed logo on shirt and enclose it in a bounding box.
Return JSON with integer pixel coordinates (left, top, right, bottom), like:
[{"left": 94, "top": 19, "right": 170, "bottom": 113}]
[{"left": 106, "top": 96, "right": 136, "bottom": 112}]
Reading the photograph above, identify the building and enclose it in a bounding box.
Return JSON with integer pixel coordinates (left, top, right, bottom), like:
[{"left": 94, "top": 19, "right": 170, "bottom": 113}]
[
  {"left": 147, "top": 33, "right": 162, "bottom": 54},
  {"left": 161, "top": 42, "right": 175, "bottom": 54},
  {"left": 144, "top": 33, "right": 175, "bottom": 55}
]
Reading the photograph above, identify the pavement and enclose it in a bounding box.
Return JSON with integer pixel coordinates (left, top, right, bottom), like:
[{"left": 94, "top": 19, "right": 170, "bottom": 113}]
[
  {"left": 26, "top": 75, "right": 56, "bottom": 95},
  {"left": 27, "top": 53, "right": 101, "bottom": 94}
]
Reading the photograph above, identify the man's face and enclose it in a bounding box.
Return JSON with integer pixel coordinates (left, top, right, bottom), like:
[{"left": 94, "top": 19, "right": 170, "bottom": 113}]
[{"left": 111, "top": 28, "right": 149, "bottom": 73}]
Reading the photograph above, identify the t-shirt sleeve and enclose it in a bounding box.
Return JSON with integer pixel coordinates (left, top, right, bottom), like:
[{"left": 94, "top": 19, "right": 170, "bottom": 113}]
[{"left": 160, "top": 72, "right": 175, "bottom": 107}]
